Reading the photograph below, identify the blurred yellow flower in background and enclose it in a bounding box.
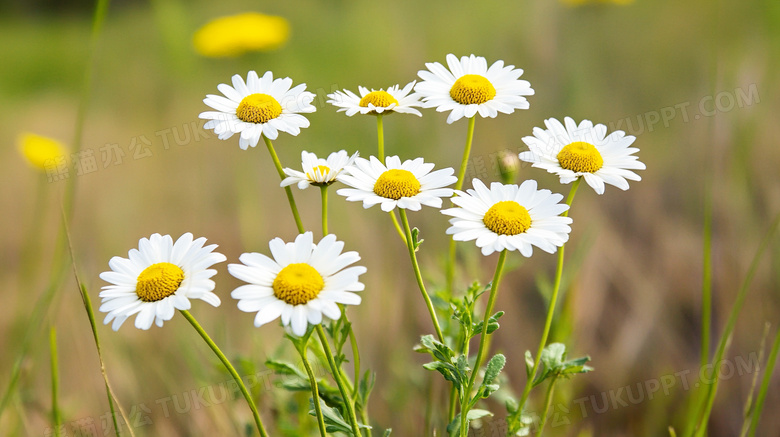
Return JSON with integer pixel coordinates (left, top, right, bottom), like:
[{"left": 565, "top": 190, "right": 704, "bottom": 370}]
[
  {"left": 18, "top": 132, "right": 68, "bottom": 171},
  {"left": 562, "top": 0, "right": 634, "bottom": 5},
  {"left": 193, "top": 12, "right": 290, "bottom": 58}
]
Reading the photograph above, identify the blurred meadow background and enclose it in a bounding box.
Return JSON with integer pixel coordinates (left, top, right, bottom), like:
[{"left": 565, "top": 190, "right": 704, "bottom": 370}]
[{"left": 2, "top": 0, "right": 780, "bottom": 435}]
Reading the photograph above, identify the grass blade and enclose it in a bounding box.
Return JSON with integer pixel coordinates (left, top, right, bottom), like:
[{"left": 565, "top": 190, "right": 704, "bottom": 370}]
[
  {"left": 747, "top": 327, "right": 780, "bottom": 437},
  {"left": 691, "top": 212, "right": 780, "bottom": 436}
]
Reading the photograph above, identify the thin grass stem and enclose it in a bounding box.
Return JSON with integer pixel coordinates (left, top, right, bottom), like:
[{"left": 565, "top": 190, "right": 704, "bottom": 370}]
[
  {"left": 747, "top": 327, "right": 780, "bottom": 437},
  {"left": 49, "top": 327, "right": 61, "bottom": 437}
]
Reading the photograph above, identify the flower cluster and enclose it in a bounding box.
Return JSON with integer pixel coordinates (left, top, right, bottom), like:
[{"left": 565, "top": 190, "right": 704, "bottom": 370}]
[{"left": 97, "top": 52, "right": 645, "bottom": 437}]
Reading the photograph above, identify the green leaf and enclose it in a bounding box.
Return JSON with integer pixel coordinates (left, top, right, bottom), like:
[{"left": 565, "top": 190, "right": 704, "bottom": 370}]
[
  {"left": 265, "top": 359, "right": 308, "bottom": 380},
  {"left": 309, "top": 399, "right": 372, "bottom": 436},
  {"left": 483, "top": 354, "right": 506, "bottom": 385},
  {"left": 309, "top": 399, "right": 352, "bottom": 435},
  {"left": 419, "top": 335, "right": 454, "bottom": 362},
  {"left": 382, "top": 429, "right": 392, "bottom": 437},
  {"left": 423, "top": 361, "right": 460, "bottom": 386},
  {"left": 524, "top": 351, "right": 534, "bottom": 379},
  {"left": 411, "top": 227, "right": 424, "bottom": 251},
  {"left": 456, "top": 354, "right": 469, "bottom": 381},
  {"left": 473, "top": 311, "right": 504, "bottom": 337},
  {"left": 541, "top": 343, "right": 566, "bottom": 370},
  {"left": 447, "top": 410, "right": 494, "bottom": 436},
  {"left": 358, "top": 370, "right": 376, "bottom": 407}
]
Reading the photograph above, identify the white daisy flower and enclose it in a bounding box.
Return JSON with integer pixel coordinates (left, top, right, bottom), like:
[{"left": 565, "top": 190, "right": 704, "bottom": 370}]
[
  {"left": 99, "top": 233, "right": 226, "bottom": 331},
  {"left": 442, "top": 179, "right": 573, "bottom": 256},
  {"left": 518, "top": 117, "right": 646, "bottom": 194},
  {"left": 280, "top": 150, "right": 359, "bottom": 190},
  {"left": 199, "top": 70, "right": 316, "bottom": 150},
  {"left": 337, "top": 155, "right": 457, "bottom": 212},
  {"left": 229, "top": 232, "right": 366, "bottom": 337},
  {"left": 414, "top": 54, "right": 534, "bottom": 124},
  {"left": 326, "top": 81, "right": 423, "bottom": 116}
]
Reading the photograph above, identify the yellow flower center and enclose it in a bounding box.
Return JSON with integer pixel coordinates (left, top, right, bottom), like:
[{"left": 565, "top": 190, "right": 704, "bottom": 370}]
[
  {"left": 136, "top": 263, "right": 185, "bottom": 302},
  {"left": 373, "top": 169, "right": 421, "bottom": 200},
  {"left": 272, "top": 263, "right": 325, "bottom": 305},
  {"left": 306, "top": 165, "right": 331, "bottom": 180},
  {"left": 236, "top": 93, "right": 282, "bottom": 123},
  {"left": 450, "top": 74, "right": 496, "bottom": 105},
  {"left": 556, "top": 142, "right": 604, "bottom": 173},
  {"left": 359, "top": 90, "right": 399, "bottom": 108},
  {"left": 483, "top": 201, "right": 531, "bottom": 235}
]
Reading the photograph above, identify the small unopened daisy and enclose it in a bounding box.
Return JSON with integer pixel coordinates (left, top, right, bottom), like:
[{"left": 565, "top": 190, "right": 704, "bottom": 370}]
[
  {"left": 229, "top": 232, "right": 366, "bottom": 336},
  {"left": 327, "top": 82, "right": 422, "bottom": 117},
  {"left": 200, "top": 70, "right": 316, "bottom": 149},
  {"left": 442, "top": 179, "right": 572, "bottom": 256},
  {"left": 281, "top": 150, "right": 358, "bottom": 190},
  {"left": 518, "top": 117, "right": 646, "bottom": 194},
  {"left": 337, "top": 156, "right": 457, "bottom": 212},
  {"left": 415, "top": 54, "right": 534, "bottom": 124},
  {"left": 99, "top": 233, "right": 226, "bottom": 330}
]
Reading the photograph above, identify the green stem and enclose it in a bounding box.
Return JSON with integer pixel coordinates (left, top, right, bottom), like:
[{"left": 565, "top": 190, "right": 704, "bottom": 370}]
[
  {"left": 461, "top": 250, "right": 508, "bottom": 437},
  {"left": 399, "top": 209, "right": 444, "bottom": 342},
  {"left": 537, "top": 376, "right": 559, "bottom": 437},
  {"left": 180, "top": 310, "right": 269, "bottom": 437},
  {"left": 389, "top": 212, "right": 408, "bottom": 244},
  {"left": 447, "top": 116, "right": 477, "bottom": 293},
  {"left": 316, "top": 325, "right": 362, "bottom": 437},
  {"left": 50, "top": 327, "right": 61, "bottom": 437},
  {"left": 321, "top": 185, "right": 329, "bottom": 236},
  {"left": 263, "top": 134, "right": 305, "bottom": 233},
  {"left": 509, "top": 179, "right": 580, "bottom": 433},
  {"left": 747, "top": 327, "right": 780, "bottom": 437},
  {"left": 454, "top": 116, "right": 476, "bottom": 192},
  {"left": 348, "top": 328, "right": 361, "bottom": 400},
  {"left": 701, "top": 175, "right": 713, "bottom": 368},
  {"left": 376, "top": 115, "right": 385, "bottom": 160},
  {"left": 295, "top": 338, "right": 327, "bottom": 437},
  {"left": 692, "top": 213, "right": 780, "bottom": 437},
  {"left": 467, "top": 250, "right": 508, "bottom": 390}
]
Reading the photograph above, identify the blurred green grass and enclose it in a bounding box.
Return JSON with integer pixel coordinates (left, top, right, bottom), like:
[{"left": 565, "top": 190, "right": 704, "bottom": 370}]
[{"left": 1, "top": 0, "right": 779, "bottom": 435}]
